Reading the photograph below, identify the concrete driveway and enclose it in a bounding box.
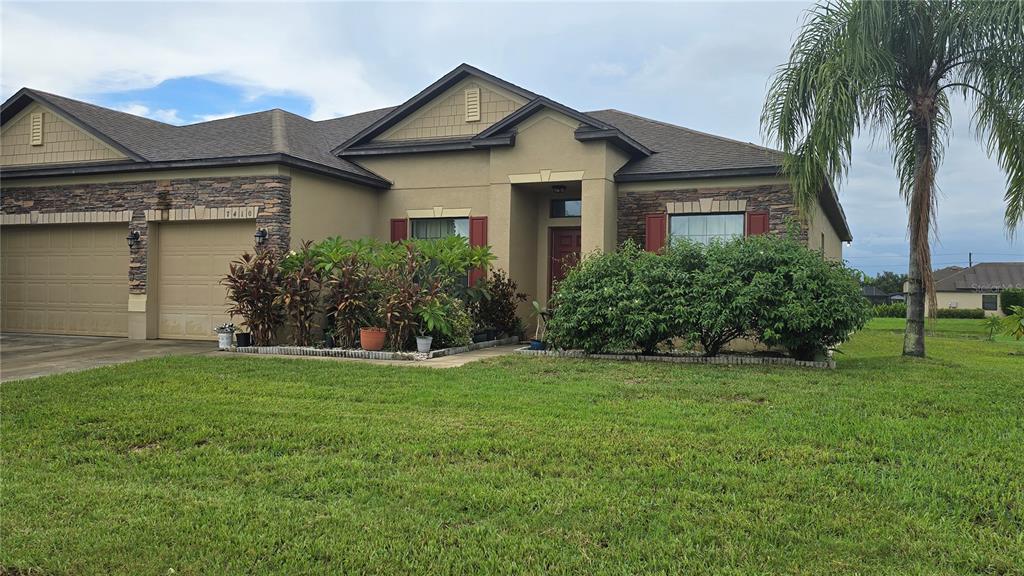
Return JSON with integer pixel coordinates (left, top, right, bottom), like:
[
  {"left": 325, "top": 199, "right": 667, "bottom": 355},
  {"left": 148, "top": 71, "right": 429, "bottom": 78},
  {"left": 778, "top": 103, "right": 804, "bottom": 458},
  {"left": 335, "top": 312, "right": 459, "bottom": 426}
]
[{"left": 1, "top": 333, "right": 215, "bottom": 382}]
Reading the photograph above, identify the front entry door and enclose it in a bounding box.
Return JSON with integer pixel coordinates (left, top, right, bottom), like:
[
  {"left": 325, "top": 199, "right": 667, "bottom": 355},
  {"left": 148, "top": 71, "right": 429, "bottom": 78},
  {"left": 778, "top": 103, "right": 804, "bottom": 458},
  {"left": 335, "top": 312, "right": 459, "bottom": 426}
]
[{"left": 549, "top": 227, "right": 582, "bottom": 295}]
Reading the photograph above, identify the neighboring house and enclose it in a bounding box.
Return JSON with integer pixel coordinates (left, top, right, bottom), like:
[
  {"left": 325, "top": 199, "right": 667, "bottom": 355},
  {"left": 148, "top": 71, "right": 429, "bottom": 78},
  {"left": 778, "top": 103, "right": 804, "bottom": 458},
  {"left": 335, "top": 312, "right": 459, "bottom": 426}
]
[
  {"left": 861, "top": 285, "right": 892, "bottom": 305},
  {"left": 925, "top": 263, "right": 1024, "bottom": 316},
  {"left": 0, "top": 64, "right": 852, "bottom": 341}
]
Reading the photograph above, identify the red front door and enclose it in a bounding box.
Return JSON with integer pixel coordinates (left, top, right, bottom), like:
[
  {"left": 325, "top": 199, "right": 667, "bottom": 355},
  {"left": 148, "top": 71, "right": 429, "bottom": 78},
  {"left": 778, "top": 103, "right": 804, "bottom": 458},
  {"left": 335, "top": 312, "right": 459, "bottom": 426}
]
[{"left": 549, "top": 227, "right": 582, "bottom": 295}]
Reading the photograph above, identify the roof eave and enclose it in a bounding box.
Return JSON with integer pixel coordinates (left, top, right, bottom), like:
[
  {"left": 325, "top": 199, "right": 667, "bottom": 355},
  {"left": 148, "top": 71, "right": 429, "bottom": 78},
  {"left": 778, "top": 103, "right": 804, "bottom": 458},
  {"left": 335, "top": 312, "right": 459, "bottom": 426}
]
[
  {"left": 0, "top": 154, "right": 392, "bottom": 188},
  {"left": 339, "top": 134, "right": 516, "bottom": 157}
]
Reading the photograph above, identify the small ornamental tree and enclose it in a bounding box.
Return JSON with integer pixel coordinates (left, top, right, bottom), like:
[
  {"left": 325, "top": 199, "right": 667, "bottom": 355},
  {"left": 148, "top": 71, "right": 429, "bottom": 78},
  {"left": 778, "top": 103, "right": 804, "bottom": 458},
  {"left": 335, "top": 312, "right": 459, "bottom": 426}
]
[{"left": 222, "top": 250, "right": 284, "bottom": 346}]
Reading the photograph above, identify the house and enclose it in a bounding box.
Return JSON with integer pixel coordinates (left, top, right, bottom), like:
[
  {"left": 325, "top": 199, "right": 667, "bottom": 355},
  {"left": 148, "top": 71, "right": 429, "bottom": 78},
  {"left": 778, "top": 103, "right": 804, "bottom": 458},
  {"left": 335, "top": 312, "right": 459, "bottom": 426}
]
[
  {"left": 928, "top": 263, "right": 1024, "bottom": 316},
  {"left": 0, "top": 64, "right": 852, "bottom": 341},
  {"left": 861, "top": 285, "right": 892, "bottom": 305}
]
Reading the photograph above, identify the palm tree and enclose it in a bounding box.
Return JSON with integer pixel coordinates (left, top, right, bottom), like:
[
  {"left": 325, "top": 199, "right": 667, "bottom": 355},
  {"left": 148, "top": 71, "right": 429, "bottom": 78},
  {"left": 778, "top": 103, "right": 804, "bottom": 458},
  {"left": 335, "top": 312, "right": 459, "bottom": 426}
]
[{"left": 762, "top": 0, "right": 1023, "bottom": 357}]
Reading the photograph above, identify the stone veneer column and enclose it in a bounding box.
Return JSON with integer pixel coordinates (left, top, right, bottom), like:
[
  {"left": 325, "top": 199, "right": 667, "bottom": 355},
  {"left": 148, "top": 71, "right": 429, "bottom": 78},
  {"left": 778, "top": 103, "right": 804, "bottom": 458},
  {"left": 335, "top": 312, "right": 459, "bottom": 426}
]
[{"left": 581, "top": 178, "right": 617, "bottom": 254}]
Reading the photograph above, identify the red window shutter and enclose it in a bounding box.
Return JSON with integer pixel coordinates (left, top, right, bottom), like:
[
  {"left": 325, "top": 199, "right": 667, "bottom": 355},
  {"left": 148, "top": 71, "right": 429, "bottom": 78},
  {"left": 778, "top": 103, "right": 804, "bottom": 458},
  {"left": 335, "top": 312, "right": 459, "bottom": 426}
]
[
  {"left": 468, "top": 216, "right": 488, "bottom": 285},
  {"left": 746, "top": 212, "right": 769, "bottom": 236},
  {"left": 645, "top": 213, "right": 667, "bottom": 252},
  {"left": 390, "top": 218, "right": 408, "bottom": 242}
]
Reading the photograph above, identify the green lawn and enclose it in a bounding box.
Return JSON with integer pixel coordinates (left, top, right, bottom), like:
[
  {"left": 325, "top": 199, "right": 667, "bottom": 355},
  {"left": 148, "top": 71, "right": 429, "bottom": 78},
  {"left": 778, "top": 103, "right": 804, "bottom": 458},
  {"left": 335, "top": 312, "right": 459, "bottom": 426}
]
[
  {"left": 869, "top": 316, "right": 1023, "bottom": 343},
  {"left": 2, "top": 321, "right": 1022, "bottom": 575}
]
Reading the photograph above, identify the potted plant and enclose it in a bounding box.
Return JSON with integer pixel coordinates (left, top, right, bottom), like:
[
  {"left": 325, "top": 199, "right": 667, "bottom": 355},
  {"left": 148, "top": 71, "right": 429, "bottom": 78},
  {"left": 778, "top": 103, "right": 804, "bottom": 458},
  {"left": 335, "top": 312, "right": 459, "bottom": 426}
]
[
  {"left": 235, "top": 330, "right": 253, "bottom": 348},
  {"left": 359, "top": 310, "right": 387, "bottom": 351},
  {"left": 414, "top": 297, "right": 451, "bottom": 353},
  {"left": 215, "top": 323, "right": 235, "bottom": 350},
  {"left": 529, "top": 300, "right": 549, "bottom": 350}
]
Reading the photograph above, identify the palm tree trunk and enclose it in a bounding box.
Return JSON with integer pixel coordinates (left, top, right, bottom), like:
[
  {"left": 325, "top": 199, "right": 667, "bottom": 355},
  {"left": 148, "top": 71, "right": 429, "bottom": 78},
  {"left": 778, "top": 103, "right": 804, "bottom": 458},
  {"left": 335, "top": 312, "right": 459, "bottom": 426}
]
[{"left": 903, "top": 98, "right": 937, "bottom": 358}]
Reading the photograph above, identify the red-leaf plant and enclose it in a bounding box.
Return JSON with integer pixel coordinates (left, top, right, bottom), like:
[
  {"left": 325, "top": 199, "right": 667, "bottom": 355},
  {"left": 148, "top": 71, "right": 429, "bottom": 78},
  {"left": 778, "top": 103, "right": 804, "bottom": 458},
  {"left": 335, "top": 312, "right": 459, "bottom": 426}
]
[{"left": 222, "top": 250, "right": 284, "bottom": 346}]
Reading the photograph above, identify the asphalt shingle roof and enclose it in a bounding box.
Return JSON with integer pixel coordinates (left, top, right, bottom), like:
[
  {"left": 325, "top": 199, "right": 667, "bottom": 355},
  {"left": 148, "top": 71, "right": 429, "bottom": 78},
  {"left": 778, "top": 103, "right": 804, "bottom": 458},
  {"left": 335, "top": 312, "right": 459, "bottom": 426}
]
[
  {"left": 933, "top": 263, "right": 1024, "bottom": 292},
  {"left": 585, "top": 109, "right": 783, "bottom": 177},
  {"left": 3, "top": 75, "right": 850, "bottom": 238}
]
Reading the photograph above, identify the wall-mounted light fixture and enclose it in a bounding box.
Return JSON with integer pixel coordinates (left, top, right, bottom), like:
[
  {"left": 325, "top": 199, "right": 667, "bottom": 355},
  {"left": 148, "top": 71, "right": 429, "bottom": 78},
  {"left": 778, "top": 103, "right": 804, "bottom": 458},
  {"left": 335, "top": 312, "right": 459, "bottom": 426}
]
[
  {"left": 126, "top": 230, "right": 140, "bottom": 249},
  {"left": 254, "top": 228, "right": 268, "bottom": 246},
  {"left": 552, "top": 184, "right": 567, "bottom": 194}
]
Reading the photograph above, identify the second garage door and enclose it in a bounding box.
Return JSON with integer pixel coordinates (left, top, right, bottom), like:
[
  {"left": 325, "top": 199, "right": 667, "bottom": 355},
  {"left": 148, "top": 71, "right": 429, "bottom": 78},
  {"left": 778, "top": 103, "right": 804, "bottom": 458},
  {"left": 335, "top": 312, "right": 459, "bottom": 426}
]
[{"left": 157, "top": 221, "right": 255, "bottom": 340}]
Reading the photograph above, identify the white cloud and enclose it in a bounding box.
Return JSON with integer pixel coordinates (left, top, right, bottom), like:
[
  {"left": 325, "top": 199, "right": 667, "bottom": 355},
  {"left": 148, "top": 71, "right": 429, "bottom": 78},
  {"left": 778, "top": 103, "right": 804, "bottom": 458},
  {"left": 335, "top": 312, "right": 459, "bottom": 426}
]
[
  {"left": 1, "top": 3, "right": 395, "bottom": 119},
  {"left": 193, "top": 111, "right": 243, "bottom": 123},
  {"left": 113, "top": 103, "right": 183, "bottom": 125}
]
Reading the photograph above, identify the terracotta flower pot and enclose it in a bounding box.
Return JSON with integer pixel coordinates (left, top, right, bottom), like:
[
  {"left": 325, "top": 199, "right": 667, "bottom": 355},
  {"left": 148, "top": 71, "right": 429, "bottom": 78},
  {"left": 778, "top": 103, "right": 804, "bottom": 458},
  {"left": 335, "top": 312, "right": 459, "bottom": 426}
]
[{"left": 360, "top": 327, "right": 387, "bottom": 351}]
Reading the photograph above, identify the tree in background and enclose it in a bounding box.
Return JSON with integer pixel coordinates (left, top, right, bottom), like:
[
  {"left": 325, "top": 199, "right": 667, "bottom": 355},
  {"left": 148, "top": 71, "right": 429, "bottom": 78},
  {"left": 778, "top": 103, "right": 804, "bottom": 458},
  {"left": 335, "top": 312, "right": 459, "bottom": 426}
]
[
  {"left": 863, "top": 271, "right": 909, "bottom": 295},
  {"left": 763, "top": 0, "right": 1023, "bottom": 357}
]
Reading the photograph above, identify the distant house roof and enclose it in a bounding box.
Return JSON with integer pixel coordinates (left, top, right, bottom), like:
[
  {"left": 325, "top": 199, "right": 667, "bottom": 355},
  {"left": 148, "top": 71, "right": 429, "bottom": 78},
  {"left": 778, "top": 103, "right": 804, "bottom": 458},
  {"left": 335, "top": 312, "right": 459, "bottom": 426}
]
[
  {"left": 933, "top": 262, "right": 1024, "bottom": 292},
  {"left": 861, "top": 285, "right": 889, "bottom": 297}
]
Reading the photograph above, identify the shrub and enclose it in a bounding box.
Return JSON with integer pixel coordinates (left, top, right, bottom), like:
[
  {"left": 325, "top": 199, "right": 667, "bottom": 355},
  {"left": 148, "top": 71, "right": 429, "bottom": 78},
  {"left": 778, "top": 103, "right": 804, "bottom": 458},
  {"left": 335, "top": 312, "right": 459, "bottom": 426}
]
[
  {"left": 547, "top": 241, "right": 679, "bottom": 354},
  {"left": 666, "top": 240, "right": 752, "bottom": 356},
  {"left": 1000, "top": 288, "right": 1024, "bottom": 315},
  {"left": 873, "top": 302, "right": 907, "bottom": 317},
  {"left": 323, "top": 253, "right": 374, "bottom": 348},
  {"left": 472, "top": 269, "right": 527, "bottom": 337},
  {"left": 222, "top": 250, "right": 284, "bottom": 346},
  {"left": 735, "top": 235, "right": 871, "bottom": 361},
  {"left": 429, "top": 294, "right": 473, "bottom": 349},
  {"left": 276, "top": 243, "right": 321, "bottom": 346},
  {"left": 935, "top": 308, "right": 985, "bottom": 319},
  {"left": 376, "top": 251, "right": 423, "bottom": 351}
]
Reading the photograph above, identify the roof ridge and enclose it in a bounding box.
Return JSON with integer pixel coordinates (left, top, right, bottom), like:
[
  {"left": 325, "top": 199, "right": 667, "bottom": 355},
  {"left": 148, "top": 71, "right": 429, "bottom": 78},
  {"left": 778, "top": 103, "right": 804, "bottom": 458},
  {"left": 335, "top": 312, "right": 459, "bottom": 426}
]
[
  {"left": 593, "top": 108, "right": 782, "bottom": 157},
  {"left": 28, "top": 88, "right": 174, "bottom": 128},
  {"left": 270, "top": 109, "right": 288, "bottom": 154}
]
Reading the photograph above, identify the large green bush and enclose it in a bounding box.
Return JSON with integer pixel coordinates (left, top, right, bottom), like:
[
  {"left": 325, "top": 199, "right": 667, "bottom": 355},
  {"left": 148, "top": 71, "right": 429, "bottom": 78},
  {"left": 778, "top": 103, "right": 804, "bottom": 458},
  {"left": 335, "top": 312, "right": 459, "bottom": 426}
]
[
  {"left": 546, "top": 242, "right": 680, "bottom": 354},
  {"left": 734, "top": 235, "right": 871, "bottom": 360},
  {"left": 547, "top": 234, "right": 870, "bottom": 359},
  {"left": 1000, "top": 288, "right": 1024, "bottom": 315}
]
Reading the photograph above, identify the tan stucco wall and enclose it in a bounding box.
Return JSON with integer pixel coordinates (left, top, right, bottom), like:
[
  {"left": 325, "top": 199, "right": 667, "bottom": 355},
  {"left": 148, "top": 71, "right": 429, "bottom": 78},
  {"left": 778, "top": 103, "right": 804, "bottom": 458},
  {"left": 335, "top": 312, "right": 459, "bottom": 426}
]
[
  {"left": 378, "top": 77, "right": 528, "bottom": 141},
  {"left": 932, "top": 291, "right": 1003, "bottom": 316},
  {"left": 1, "top": 102, "right": 127, "bottom": 167},
  {"left": 288, "top": 168, "right": 379, "bottom": 248},
  {"left": 806, "top": 198, "right": 843, "bottom": 260}
]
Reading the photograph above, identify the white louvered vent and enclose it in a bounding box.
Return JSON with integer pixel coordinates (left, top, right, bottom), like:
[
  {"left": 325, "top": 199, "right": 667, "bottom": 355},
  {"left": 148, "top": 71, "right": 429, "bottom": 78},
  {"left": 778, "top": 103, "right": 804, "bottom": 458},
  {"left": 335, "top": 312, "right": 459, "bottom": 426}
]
[
  {"left": 464, "top": 87, "right": 480, "bottom": 122},
  {"left": 30, "top": 112, "right": 44, "bottom": 146}
]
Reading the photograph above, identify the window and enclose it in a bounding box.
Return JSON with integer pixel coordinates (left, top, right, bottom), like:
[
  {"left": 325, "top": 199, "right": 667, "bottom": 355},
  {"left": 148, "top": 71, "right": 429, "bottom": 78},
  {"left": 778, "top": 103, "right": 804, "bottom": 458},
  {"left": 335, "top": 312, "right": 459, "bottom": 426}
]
[
  {"left": 982, "top": 294, "right": 998, "bottom": 311},
  {"left": 550, "top": 198, "right": 582, "bottom": 218},
  {"left": 410, "top": 217, "right": 469, "bottom": 240},
  {"left": 670, "top": 213, "right": 744, "bottom": 244}
]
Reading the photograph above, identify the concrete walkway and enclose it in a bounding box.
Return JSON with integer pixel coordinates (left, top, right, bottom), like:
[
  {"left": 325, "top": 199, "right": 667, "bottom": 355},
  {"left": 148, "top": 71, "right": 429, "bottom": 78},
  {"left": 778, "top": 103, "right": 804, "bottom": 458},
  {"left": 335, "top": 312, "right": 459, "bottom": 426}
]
[{"left": 1, "top": 333, "right": 214, "bottom": 382}]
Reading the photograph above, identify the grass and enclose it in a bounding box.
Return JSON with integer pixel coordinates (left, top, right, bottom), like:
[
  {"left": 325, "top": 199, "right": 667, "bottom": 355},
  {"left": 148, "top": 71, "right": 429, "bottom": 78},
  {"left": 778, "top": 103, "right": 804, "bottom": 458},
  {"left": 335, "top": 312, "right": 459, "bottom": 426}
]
[
  {"left": 869, "top": 316, "right": 1023, "bottom": 343},
  {"left": 2, "top": 320, "right": 1022, "bottom": 575}
]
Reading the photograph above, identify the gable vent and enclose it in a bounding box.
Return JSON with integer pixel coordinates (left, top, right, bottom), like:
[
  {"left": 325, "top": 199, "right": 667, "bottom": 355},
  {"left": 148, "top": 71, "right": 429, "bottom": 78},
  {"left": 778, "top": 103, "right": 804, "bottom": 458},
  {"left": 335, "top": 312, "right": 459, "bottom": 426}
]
[
  {"left": 464, "top": 87, "right": 480, "bottom": 122},
  {"left": 30, "top": 112, "right": 44, "bottom": 146}
]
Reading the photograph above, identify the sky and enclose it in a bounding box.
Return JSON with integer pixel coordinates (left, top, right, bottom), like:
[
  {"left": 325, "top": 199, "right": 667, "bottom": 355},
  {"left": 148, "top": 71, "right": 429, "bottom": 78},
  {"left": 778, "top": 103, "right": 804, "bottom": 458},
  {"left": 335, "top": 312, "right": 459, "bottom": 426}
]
[{"left": 2, "top": 1, "right": 1020, "bottom": 276}]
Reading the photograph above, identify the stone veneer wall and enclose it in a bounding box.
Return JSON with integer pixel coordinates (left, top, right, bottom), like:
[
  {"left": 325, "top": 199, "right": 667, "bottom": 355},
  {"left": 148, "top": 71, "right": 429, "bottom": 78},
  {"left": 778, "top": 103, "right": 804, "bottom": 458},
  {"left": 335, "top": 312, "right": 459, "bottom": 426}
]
[
  {"left": 617, "top": 184, "right": 806, "bottom": 247},
  {"left": 0, "top": 175, "right": 291, "bottom": 294}
]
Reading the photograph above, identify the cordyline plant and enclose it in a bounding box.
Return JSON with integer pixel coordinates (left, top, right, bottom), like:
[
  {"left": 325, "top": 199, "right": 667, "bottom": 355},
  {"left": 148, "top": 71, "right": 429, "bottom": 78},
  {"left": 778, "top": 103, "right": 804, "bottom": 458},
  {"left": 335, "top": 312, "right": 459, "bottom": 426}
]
[
  {"left": 276, "top": 242, "right": 321, "bottom": 346},
  {"left": 762, "top": 0, "right": 1024, "bottom": 357},
  {"left": 323, "top": 253, "right": 374, "bottom": 348},
  {"left": 222, "top": 250, "right": 284, "bottom": 346}
]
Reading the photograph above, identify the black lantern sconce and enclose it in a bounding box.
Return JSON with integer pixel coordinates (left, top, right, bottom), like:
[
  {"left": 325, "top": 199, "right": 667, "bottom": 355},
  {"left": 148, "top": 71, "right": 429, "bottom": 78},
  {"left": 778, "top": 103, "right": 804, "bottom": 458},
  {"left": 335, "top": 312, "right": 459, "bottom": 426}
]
[
  {"left": 254, "top": 228, "right": 268, "bottom": 246},
  {"left": 126, "top": 230, "right": 140, "bottom": 249}
]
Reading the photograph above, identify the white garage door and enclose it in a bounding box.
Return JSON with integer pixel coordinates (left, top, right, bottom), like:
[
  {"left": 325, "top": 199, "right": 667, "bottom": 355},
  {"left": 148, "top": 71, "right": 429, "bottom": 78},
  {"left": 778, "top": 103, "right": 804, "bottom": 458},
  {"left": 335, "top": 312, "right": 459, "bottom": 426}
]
[
  {"left": 157, "top": 221, "right": 255, "bottom": 340},
  {"left": 1, "top": 224, "right": 129, "bottom": 336}
]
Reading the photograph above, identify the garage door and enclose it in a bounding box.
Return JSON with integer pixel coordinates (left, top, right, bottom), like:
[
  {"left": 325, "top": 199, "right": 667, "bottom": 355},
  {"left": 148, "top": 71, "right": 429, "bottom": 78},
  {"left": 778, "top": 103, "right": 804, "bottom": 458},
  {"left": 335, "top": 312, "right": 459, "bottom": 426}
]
[
  {"left": 1, "top": 224, "right": 129, "bottom": 336},
  {"left": 157, "top": 221, "right": 254, "bottom": 340}
]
